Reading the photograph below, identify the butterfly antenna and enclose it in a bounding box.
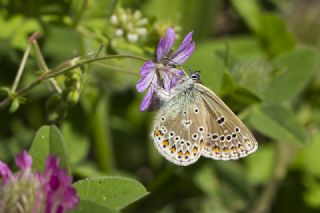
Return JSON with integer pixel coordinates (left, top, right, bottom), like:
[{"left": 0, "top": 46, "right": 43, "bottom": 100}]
[{"left": 164, "top": 57, "right": 197, "bottom": 76}]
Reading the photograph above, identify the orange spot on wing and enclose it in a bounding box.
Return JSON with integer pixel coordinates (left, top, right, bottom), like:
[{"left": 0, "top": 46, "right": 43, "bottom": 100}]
[
  {"left": 192, "top": 147, "right": 198, "bottom": 153},
  {"left": 154, "top": 129, "right": 163, "bottom": 137},
  {"left": 223, "top": 147, "right": 230, "bottom": 153},
  {"left": 161, "top": 140, "right": 169, "bottom": 147},
  {"left": 170, "top": 146, "right": 176, "bottom": 153},
  {"left": 212, "top": 146, "right": 221, "bottom": 154}
]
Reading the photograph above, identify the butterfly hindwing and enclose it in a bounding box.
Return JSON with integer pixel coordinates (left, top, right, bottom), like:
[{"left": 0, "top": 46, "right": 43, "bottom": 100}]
[
  {"left": 195, "top": 83, "right": 258, "bottom": 160},
  {"left": 151, "top": 91, "right": 206, "bottom": 166},
  {"left": 150, "top": 76, "right": 258, "bottom": 165}
]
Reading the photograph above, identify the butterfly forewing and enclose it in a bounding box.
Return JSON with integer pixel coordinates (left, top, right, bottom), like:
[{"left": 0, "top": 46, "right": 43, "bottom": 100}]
[
  {"left": 150, "top": 76, "right": 258, "bottom": 166},
  {"left": 151, "top": 91, "right": 207, "bottom": 166},
  {"left": 195, "top": 83, "right": 258, "bottom": 160}
]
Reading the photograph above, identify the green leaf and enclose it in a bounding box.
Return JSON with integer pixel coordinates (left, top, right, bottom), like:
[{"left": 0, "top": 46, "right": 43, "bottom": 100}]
[
  {"left": 194, "top": 165, "right": 219, "bottom": 196},
  {"left": 245, "top": 143, "right": 275, "bottom": 185},
  {"left": 0, "top": 15, "right": 42, "bottom": 49},
  {"left": 220, "top": 68, "right": 236, "bottom": 95},
  {"left": 73, "top": 177, "right": 148, "bottom": 211},
  {"left": 61, "top": 123, "right": 89, "bottom": 164},
  {"left": 231, "top": 0, "right": 262, "bottom": 34},
  {"left": 262, "top": 47, "right": 319, "bottom": 103},
  {"left": 29, "top": 125, "right": 71, "bottom": 172},
  {"left": 70, "top": 200, "right": 117, "bottom": 213},
  {"left": 296, "top": 133, "right": 320, "bottom": 177},
  {"left": 9, "top": 98, "right": 20, "bottom": 113},
  {"left": 248, "top": 105, "right": 309, "bottom": 145},
  {"left": 230, "top": 57, "right": 273, "bottom": 95},
  {"left": 230, "top": 86, "right": 261, "bottom": 105},
  {"left": 232, "top": 1, "right": 296, "bottom": 56},
  {"left": 259, "top": 13, "right": 296, "bottom": 56}
]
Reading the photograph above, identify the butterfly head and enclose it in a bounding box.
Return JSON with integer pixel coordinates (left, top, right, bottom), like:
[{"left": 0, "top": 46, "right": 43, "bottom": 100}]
[{"left": 190, "top": 71, "right": 201, "bottom": 83}]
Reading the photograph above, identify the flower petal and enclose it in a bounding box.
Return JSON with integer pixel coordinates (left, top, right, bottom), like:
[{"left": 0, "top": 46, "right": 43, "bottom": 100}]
[
  {"left": 156, "top": 28, "right": 175, "bottom": 61},
  {"left": 43, "top": 155, "right": 78, "bottom": 213},
  {"left": 161, "top": 68, "right": 185, "bottom": 90},
  {"left": 139, "top": 61, "right": 156, "bottom": 76},
  {"left": 170, "top": 41, "right": 195, "bottom": 64},
  {"left": 0, "top": 161, "right": 12, "bottom": 183},
  {"left": 63, "top": 187, "right": 79, "bottom": 209},
  {"left": 136, "top": 72, "right": 156, "bottom": 93},
  {"left": 15, "top": 150, "right": 32, "bottom": 170},
  {"left": 139, "top": 86, "right": 155, "bottom": 112},
  {"left": 173, "top": 31, "right": 193, "bottom": 56},
  {"left": 45, "top": 155, "right": 59, "bottom": 171}
]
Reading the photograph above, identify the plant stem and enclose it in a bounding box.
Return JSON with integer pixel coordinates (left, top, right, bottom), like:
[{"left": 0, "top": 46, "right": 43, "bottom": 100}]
[
  {"left": 94, "top": 62, "right": 139, "bottom": 76},
  {"left": 32, "top": 40, "right": 62, "bottom": 94},
  {"left": 11, "top": 44, "right": 32, "bottom": 92},
  {"left": 0, "top": 54, "right": 148, "bottom": 109},
  {"left": 90, "top": 95, "right": 114, "bottom": 173},
  {"left": 249, "top": 143, "right": 295, "bottom": 213},
  {"left": 45, "top": 55, "right": 148, "bottom": 79}
]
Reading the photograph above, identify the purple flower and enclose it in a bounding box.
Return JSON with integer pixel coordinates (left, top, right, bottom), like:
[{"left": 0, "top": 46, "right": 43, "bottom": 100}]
[
  {"left": 0, "top": 151, "right": 78, "bottom": 213},
  {"left": 136, "top": 28, "right": 195, "bottom": 111}
]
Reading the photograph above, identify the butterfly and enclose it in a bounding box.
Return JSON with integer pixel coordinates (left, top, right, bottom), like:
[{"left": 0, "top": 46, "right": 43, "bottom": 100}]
[{"left": 151, "top": 71, "right": 258, "bottom": 166}]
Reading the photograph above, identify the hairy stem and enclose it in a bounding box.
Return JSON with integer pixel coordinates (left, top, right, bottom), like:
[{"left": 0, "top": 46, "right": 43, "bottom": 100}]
[
  {"left": 32, "top": 40, "right": 62, "bottom": 94},
  {"left": 11, "top": 44, "right": 32, "bottom": 92},
  {"left": 0, "top": 54, "right": 148, "bottom": 109}
]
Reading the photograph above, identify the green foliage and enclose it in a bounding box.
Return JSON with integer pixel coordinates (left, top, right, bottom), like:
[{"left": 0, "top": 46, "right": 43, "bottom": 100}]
[
  {"left": 29, "top": 125, "right": 72, "bottom": 172},
  {"left": 1, "top": 0, "right": 320, "bottom": 212},
  {"left": 73, "top": 177, "right": 148, "bottom": 212},
  {"left": 262, "top": 47, "right": 319, "bottom": 103},
  {"left": 248, "top": 105, "right": 308, "bottom": 145}
]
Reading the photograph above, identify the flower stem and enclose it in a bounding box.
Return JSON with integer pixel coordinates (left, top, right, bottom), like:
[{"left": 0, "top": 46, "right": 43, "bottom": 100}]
[
  {"left": 0, "top": 54, "right": 149, "bottom": 109},
  {"left": 32, "top": 40, "right": 62, "bottom": 94},
  {"left": 11, "top": 44, "right": 32, "bottom": 92}
]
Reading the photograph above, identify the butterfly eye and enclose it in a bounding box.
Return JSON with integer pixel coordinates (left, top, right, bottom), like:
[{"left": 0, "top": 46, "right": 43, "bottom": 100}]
[
  {"left": 226, "top": 135, "right": 232, "bottom": 141},
  {"left": 235, "top": 127, "right": 240, "bottom": 133},
  {"left": 232, "top": 133, "right": 237, "bottom": 138},
  {"left": 191, "top": 72, "right": 200, "bottom": 80},
  {"left": 219, "top": 135, "right": 225, "bottom": 142},
  {"left": 198, "top": 127, "right": 204, "bottom": 132},
  {"left": 194, "top": 108, "right": 199, "bottom": 113},
  {"left": 161, "top": 117, "right": 165, "bottom": 121}
]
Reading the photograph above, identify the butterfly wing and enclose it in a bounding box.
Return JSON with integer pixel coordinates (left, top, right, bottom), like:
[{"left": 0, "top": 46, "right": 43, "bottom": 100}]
[
  {"left": 151, "top": 91, "right": 207, "bottom": 166},
  {"left": 194, "top": 84, "right": 258, "bottom": 160}
]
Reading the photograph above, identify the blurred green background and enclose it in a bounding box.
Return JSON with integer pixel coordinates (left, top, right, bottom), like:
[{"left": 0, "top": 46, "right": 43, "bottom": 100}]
[{"left": 1, "top": 0, "right": 320, "bottom": 212}]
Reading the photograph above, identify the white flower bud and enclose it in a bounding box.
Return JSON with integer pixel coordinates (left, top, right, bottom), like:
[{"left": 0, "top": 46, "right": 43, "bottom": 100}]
[
  {"left": 110, "top": 15, "right": 118, "bottom": 25},
  {"left": 133, "top": 10, "right": 142, "bottom": 20},
  {"left": 120, "top": 13, "right": 127, "bottom": 23},
  {"left": 136, "top": 28, "right": 147, "bottom": 36},
  {"left": 127, "top": 33, "right": 138, "bottom": 43},
  {"left": 115, "top": 29, "right": 124, "bottom": 37},
  {"left": 137, "top": 18, "right": 148, "bottom": 26},
  {"left": 127, "top": 22, "right": 133, "bottom": 30}
]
